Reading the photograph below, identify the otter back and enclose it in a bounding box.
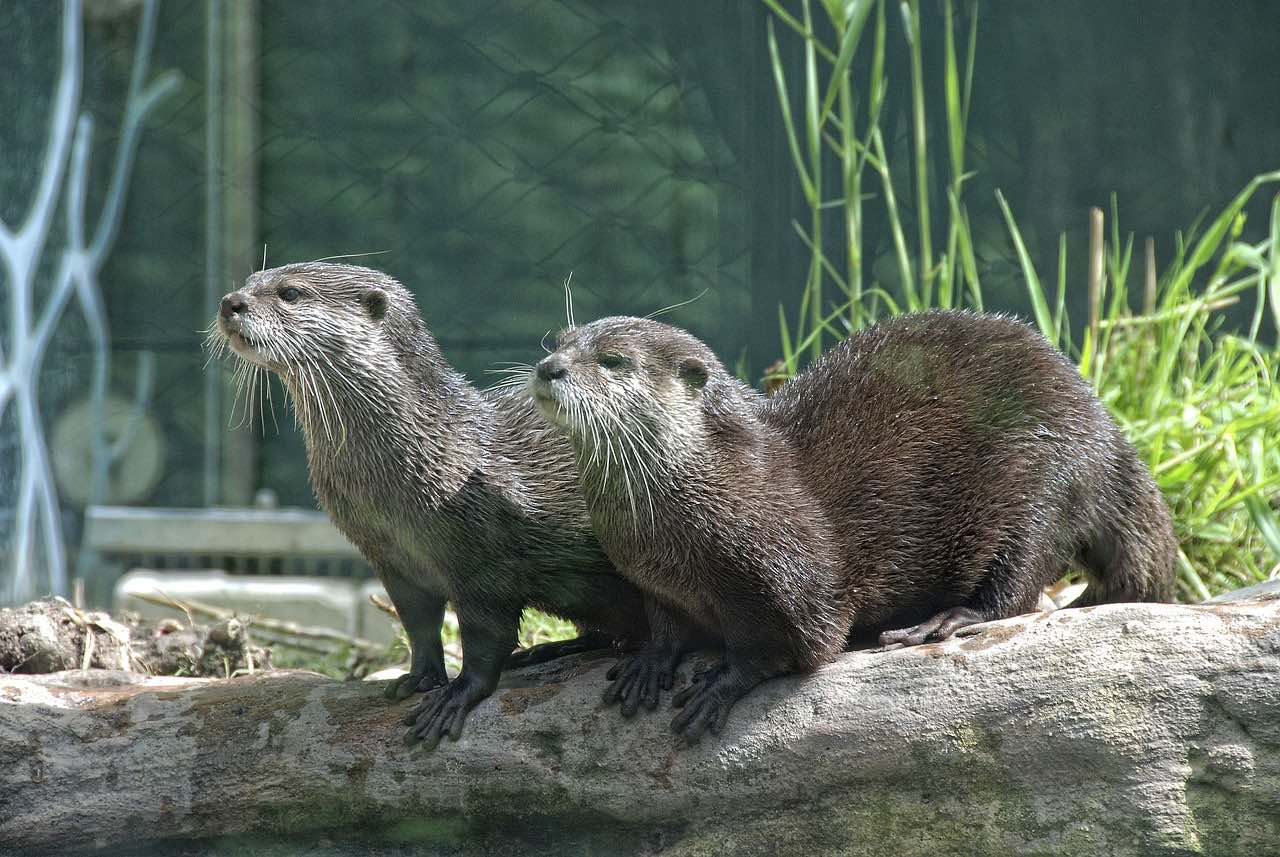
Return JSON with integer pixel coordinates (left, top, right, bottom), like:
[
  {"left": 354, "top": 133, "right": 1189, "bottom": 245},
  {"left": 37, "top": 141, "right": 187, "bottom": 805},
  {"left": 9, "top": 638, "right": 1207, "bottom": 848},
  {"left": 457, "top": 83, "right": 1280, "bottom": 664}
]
[{"left": 530, "top": 310, "right": 1176, "bottom": 739}]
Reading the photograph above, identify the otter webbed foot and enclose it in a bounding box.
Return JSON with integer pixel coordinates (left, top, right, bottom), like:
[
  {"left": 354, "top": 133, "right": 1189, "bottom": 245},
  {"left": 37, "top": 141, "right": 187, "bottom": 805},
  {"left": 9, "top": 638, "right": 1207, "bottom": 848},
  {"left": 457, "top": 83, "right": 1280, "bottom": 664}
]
[
  {"left": 603, "top": 642, "right": 680, "bottom": 716},
  {"left": 506, "top": 631, "right": 616, "bottom": 669},
  {"left": 384, "top": 661, "right": 448, "bottom": 700},
  {"left": 404, "top": 673, "right": 494, "bottom": 750},
  {"left": 669, "top": 662, "right": 763, "bottom": 742},
  {"left": 878, "top": 606, "right": 987, "bottom": 648}
]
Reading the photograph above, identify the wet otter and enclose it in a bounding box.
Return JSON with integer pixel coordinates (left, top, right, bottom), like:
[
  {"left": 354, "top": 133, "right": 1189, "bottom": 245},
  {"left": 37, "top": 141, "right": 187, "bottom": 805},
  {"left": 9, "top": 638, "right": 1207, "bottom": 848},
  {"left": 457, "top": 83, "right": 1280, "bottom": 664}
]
[
  {"left": 530, "top": 311, "right": 1176, "bottom": 740},
  {"left": 211, "top": 262, "right": 648, "bottom": 748}
]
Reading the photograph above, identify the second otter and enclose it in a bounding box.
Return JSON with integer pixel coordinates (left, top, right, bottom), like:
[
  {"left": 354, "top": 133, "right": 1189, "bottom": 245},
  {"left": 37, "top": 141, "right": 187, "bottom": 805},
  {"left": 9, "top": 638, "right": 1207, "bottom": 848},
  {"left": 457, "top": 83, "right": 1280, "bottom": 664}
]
[{"left": 529, "top": 312, "right": 1176, "bottom": 740}]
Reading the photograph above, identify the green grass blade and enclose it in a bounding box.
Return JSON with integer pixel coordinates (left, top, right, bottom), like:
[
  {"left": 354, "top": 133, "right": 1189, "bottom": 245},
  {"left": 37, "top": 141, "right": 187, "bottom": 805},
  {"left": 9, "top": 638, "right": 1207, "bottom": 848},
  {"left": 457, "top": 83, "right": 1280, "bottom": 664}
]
[
  {"left": 995, "top": 189, "right": 1054, "bottom": 339},
  {"left": 1054, "top": 232, "right": 1068, "bottom": 348},
  {"left": 761, "top": 0, "right": 838, "bottom": 62},
  {"left": 778, "top": 303, "right": 797, "bottom": 375},
  {"left": 904, "top": 0, "right": 933, "bottom": 304},
  {"left": 803, "top": 0, "right": 824, "bottom": 361},
  {"left": 766, "top": 19, "right": 815, "bottom": 203},
  {"left": 1245, "top": 495, "right": 1280, "bottom": 562},
  {"left": 872, "top": 127, "right": 916, "bottom": 308},
  {"left": 1269, "top": 193, "right": 1280, "bottom": 338},
  {"left": 818, "top": 0, "right": 874, "bottom": 125}
]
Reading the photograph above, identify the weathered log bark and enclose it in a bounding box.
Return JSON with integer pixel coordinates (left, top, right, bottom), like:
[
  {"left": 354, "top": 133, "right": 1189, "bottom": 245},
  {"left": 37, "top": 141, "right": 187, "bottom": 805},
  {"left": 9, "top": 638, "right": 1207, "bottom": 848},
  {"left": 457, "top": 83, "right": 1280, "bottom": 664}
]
[{"left": 2, "top": 594, "right": 1279, "bottom": 856}]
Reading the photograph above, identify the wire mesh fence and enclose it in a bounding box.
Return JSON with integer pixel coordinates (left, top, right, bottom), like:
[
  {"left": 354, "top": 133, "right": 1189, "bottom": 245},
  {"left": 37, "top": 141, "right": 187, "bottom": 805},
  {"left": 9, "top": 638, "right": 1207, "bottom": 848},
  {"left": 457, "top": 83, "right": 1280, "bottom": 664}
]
[
  {"left": 0, "top": 0, "right": 758, "bottom": 598},
  {"left": 3, "top": 0, "right": 1280, "bottom": 602}
]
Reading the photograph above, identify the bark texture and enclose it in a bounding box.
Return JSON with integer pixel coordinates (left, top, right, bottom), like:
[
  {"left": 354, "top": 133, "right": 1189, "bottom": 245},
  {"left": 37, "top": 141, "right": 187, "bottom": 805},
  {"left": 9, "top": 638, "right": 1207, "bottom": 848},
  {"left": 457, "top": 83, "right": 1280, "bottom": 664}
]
[{"left": 2, "top": 593, "right": 1279, "bottom": 856}]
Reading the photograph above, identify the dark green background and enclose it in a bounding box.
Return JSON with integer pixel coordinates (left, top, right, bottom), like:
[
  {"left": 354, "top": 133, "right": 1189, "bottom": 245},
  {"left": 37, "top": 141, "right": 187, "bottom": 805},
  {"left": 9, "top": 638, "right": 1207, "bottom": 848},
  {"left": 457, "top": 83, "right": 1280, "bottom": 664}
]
[{"left": 2, "top": 0, "right": 1278, "bottom": 513}]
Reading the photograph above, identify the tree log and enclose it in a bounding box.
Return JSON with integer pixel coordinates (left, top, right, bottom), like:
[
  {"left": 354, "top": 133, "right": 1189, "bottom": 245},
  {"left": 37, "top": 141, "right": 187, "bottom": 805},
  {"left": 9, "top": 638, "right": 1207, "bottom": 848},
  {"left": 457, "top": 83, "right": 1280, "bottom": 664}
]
[{"left": 2, "top": 594, "right": 1279, "bottom": 856}]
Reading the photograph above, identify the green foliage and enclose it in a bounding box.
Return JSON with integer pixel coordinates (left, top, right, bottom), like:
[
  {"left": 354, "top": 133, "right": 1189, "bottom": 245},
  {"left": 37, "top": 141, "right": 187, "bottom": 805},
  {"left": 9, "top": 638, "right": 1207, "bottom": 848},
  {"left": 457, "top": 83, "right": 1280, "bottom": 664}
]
[
  {"left": 764, "top": 0, "right": 982, "bottom": 373},
  {"left": 1007, "top": 183, "right": 1280, "bottom": 601},
  {"left": 763, "top": 0, "right": 1280, "bottom": 600},
  {"left": 424, "top": 608, "right": 577, "bottom": 673}
]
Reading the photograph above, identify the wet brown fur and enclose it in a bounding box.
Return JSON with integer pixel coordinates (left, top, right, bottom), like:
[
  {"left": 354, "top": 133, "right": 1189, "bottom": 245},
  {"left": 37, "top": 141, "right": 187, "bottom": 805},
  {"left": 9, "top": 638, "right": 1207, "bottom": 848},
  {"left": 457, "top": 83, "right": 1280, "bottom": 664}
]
[
  {"left": 531, "top": 310, "right": 1176, "bottom": 738},
  {"left": 212, "top": 262, "right": 647, "bottom": 747}
]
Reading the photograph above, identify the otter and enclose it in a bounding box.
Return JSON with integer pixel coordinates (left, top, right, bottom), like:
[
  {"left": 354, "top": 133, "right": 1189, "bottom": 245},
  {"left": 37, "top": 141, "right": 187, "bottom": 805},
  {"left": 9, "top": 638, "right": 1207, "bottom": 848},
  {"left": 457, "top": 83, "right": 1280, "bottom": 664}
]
[
  {"left": 529, "top": 311, "right": 1176, "bottom": 740},
  {"left": 211, "top": 262, "right": 648, "bottom": 748}
]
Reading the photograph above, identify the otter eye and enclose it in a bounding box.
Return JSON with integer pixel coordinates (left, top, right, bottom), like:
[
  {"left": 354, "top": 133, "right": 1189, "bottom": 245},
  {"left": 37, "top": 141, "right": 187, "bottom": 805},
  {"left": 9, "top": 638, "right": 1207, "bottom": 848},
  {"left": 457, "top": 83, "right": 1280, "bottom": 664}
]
[
  {"left": 278, "top": 286, "right": 302, "bottom": 303},
  {"left": 597, "top": 353, "right": 630, "bottom": 370}
]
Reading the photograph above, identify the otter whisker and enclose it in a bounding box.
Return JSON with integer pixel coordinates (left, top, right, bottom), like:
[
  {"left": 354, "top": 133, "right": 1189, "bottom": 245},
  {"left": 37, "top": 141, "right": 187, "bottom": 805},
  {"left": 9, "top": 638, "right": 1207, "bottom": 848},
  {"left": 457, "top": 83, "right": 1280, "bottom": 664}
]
[
  {"left": 611, "top": 391, "right": 667, "bottom": 525},
  {"left": 258, "top": 367, "right": 273, "bottom": 436},
  {"left": 298, "top": 364, "right": 332, "bottom": 445},
  {"left": 239, "top": 364, "right": 257, "bottom": 431},
  {"left": 559, "top": 384, "right": 612, "bottom": 496},
  {"left": 487, "top": 371, "right": 536, "bottom": 386},
  {"left": 227, "top": 361, "right": 253, "bottom": 430},
  {"left": 264, "top": 369, "right": 280, "bottom": 434},
  {"left": 248, "top": 365, "right": 259, "bottom": 433},
  {"left": 590, "top": 402, "right": 642, "bottom": 528},
  {"left": 307, "top": 250, "right": 391, "bottom": 264},
  {"left": 249, "top": 365, "right": 264, "bottom": 432},
  {"left": 563, "top": 271, "right": 576, "bottom": 330},
  {"left": 309, "top": 367, "right": 338, "bottom": 448},
  {"left": 486, "top": 377, "right": 536, "bottom": 395},
  {"left": 600, "top": 403, "right": 660, "bottom": 533},
  {"left": 576, "top": 389, "right": 615, "bottom": 488},
  {"left": 201, "top": 321, "right": 230, "bottom": 371},
  {"left": 644, "top": 287, "right": 711, "bottom": 320},
  {"left": 484, "top": 366, "right": 537, "bottom": 379},
  {"left": 486, "top": 376, "right": 532, "bottom": 388},
  {"left": 310, "top": 361, "right": 348, "bottom": 451},
  {"left": 282, "top": 361, "right": 306, "bottom": 432},
  {"left": 314, "top": 349, "right": 383, "bottom": 418},
  {"left": 201, "top": 344, "right": 223, "bottom": 372},
  {"left": 583, "top": 398, "right": 606, "bottom": 476}
]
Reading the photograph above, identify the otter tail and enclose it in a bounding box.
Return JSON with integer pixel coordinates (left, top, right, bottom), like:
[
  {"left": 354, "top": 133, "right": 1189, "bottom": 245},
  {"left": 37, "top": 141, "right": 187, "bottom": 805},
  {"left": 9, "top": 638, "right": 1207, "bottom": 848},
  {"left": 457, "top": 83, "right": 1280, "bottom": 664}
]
[{"left": 1074, "top": 460, "right": 1177, "bottom": 607}]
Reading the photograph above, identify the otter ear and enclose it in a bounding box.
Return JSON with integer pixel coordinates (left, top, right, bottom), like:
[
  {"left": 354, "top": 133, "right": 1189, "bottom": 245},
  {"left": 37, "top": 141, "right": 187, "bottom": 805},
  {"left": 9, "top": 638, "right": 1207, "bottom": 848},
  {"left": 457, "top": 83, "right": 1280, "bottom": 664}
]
[
  {"left": 679, "top": 357, "right": 709, "bottom": 390},
  {"left": 362, "top": 288, "right": 388, "bottom": 321}
]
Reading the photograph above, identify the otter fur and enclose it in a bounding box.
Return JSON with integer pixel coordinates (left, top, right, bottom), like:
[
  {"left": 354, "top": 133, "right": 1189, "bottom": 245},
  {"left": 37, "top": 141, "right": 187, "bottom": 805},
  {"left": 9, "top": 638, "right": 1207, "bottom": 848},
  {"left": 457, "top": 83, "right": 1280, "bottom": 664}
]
[
  {"left": 211, "top": 263, "right": 648, "bottom": 748},
  {"left": 529, "top": 311, "right": 1176, "bottom": 739}
]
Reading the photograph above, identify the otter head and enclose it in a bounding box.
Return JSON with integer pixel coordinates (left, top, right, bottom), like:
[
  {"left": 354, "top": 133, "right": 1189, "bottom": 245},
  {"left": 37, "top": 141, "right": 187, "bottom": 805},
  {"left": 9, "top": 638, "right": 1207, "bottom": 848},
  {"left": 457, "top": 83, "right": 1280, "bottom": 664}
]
[
  {"left": 210, "top": 262, "right": 444, "bottom": 446},
  {"left": 528, "top": 316, "right": 732, "bottom": 474},
  {"left": 213, "top": 262, "right": 406, "bottom": 376}
]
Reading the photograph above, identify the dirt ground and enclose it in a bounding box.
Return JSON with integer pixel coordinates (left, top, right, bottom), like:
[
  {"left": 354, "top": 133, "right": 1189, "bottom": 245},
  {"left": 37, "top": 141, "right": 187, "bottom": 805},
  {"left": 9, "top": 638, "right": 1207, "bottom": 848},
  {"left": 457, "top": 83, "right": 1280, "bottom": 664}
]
[{"left": 0, "top": 597, "right": 271, "bottom": 678}]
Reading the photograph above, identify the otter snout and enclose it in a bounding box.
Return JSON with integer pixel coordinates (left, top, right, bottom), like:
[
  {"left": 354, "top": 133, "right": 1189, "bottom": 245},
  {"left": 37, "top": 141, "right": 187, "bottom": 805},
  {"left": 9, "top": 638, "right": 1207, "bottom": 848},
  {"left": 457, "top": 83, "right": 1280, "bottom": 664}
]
[
  {"left": 530, "top": 355, "right": 571, "bottom": 428},
  {"left": 220, "top": 291, "right": 249, "bottom": 321},
  {"left": 536, "top": 355, "right": 569, "bottom": 382},
  {"left": 216, "top": 288, "right": 268, "bottom": 366}
]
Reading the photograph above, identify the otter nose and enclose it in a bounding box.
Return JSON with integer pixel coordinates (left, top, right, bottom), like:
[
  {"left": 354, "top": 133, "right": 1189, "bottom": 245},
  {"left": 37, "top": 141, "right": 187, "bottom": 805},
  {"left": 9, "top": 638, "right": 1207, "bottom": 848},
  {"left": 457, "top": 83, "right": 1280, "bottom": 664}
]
[
  {"left": 536, "top": 356, "right": 569, "bottom": 382},
  {"left": 220, "top": 291, "right": 249, "bottom": 320}
]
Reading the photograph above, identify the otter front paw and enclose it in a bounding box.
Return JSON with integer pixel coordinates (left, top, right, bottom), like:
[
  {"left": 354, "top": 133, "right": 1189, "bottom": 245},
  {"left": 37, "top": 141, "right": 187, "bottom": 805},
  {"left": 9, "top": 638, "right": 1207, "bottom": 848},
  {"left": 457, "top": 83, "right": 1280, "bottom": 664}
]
[
  {"left": 384, "top": 662, "right": 448, "bottom": 700},
  {"left": 670, "top": 664, "right": 749, "bottom": 742},
  {"left": 404, "top": 675, "right": 491, "bottom": 750},
  {"left": 603, "top": 644, "right": 678, "bottom": 716}
]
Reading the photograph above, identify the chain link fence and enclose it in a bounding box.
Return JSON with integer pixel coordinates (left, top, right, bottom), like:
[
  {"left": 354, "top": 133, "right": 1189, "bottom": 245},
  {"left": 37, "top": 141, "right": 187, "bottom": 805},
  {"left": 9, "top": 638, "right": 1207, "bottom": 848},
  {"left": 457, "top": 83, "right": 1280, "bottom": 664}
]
[
  {"left": 249, "top": 0, "right": 752, "bottom": 504},
  {"left": 4, "top": 0, "right": 1280, "bottom": 600}
]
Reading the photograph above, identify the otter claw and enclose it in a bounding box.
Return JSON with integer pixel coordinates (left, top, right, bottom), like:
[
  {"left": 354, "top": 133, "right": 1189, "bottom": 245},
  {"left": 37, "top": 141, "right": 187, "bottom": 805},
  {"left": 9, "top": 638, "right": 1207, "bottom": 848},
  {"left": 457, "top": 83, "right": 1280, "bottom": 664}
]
[
  {"left": 385, "top": 667, "right": 448, "bottom": 700},
  {"left": 878, "top": 606, "right": 987, "bottom": 648},
  {"left": 670, "top": 666, "right": 738, "bottom": 742},
  {"left": 404, "top": 676, "right": 492, "bottom": 749},
  {"left": 603, "top": 647, "right": 676, "bottom": 717}
]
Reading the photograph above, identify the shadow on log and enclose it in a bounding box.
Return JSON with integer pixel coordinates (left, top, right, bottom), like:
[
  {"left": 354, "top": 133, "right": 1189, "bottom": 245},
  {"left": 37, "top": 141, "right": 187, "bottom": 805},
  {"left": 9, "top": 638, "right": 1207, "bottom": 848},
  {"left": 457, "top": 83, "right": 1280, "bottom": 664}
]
[{"left": 2, "top": 594, "right": 1280, "bottom": 856}]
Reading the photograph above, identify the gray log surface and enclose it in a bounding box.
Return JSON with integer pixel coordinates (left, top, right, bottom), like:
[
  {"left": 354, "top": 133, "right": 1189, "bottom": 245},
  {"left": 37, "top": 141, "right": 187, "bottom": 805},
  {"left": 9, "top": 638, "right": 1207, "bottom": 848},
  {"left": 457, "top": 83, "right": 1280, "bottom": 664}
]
[{"left": 2, "top": 592, "right": 1279, "bottom": 856}]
